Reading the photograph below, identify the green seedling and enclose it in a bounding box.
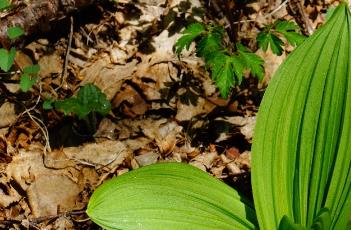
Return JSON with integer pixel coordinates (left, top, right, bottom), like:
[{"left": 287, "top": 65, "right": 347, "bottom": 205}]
[
  {"left": 45, "top": 83, "right": 111, "bottom": 134},
  {"left": 174, "top": 22, "right": 264, "bottom": 98},
  {"left": 7, "top": 26, "right": 25, "bottom": 39},
  {"left": 0, "top": 47, "right": 16, "bottom": 72},
  {"left": 20, "top": 64, "right": 40, "bottom": 92},
  {"left": 86, "top": 3, "right": 351, "bottom": 230}
]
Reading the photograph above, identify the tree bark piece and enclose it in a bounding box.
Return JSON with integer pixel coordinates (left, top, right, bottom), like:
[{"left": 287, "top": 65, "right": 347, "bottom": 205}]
[{"left": 0, "top": 0, "right": 96, "bottom": 48}]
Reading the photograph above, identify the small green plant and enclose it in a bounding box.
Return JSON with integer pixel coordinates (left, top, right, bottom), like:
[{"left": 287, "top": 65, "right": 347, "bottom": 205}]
[
  {"left": 44, "top": 83, "right": 111, "bottom": 133},
  {"left": 174, "top": 22, "right": 264, "bottom": 98},
  {"left": 0, "top": 23, "right": 39, "bottom": 92},
  {"left": 86, "top": 3, "right": 351, "bottom": 230},
  {"left": 257, "top": 20, "right": 306, "bottom": 55}
]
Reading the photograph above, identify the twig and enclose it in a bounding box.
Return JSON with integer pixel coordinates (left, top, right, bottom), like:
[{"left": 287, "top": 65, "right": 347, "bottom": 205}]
[
  {"left": 19, "top": 84, "right": 52, "bottom": 153},
  {"left": 59, "top": 16, "right": 74, "bottom": 90}
]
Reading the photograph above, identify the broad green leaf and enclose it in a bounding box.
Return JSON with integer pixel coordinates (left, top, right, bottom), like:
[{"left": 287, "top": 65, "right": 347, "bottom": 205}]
[
  {"left": 252, "top": 3, "right": 351, "bottom": 230},
  {"left": 174, "top": 23, "right": 205, "bottom": 55},
  {"left": 325, "top": 7, "right": 336, "bottom": 21},
  {"left": 7, "top": 26, "right": 25, "bottom": 39},
  {"left": 87, "top": 162, "right": 258, "bottom": 230},
  {"left": 0, "top": 0, "right": 10, "bottom": 10},
  {"left": 0, "top": 47, "right": 16, "bottom": 72}
]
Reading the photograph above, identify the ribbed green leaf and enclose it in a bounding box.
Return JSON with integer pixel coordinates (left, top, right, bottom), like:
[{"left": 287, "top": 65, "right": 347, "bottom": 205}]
[
  {"left": 252, "top": 3, "right": 351, "bottom": 230},
  {"left": 87, "top": 163, "right": 258, "bottom": 230}
]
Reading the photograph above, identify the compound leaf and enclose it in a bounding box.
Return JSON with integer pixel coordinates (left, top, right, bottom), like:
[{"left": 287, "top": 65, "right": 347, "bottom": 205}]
[
  {"left": 197, "top": 32, "right": 222, "bottom": 60},
  {"left": 174, "top": 23, "right": 205, "bottom": 55},
  {"left": 257, "top": 32, "right": 284, "bottom": 55},
  {"left": 275, "top": 20, "right": 306, "bottom": 47},
  {"left": 237, "top": 44, "right": 264, "bottom": 80},
  {"left": 275, "top": 20, "right": 300, "bottom": 33}
]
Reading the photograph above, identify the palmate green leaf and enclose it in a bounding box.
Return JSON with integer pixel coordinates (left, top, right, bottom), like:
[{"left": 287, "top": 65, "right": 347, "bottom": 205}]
[
  {"left": 275, "top": 20, "right": 306, "bottom": 47},
  {"left": 236, "top": 44, "right": 264, "bottom": 81},
  {"left": 257, "top": 31, "right": 284, "bottom": 55},
  {"left": 87, "top": 162, "right": 258, "bottom": 230},
  {"left": 252, "top": 3, "right": 351, "bottom": 230},
  {"left": 213, "top": 55, "right": 234, "bottom": 98},
  {"left": 197, "top": 32, "right": 222, "bottom": 60},
  {"left": 174, "top": 23, "right": 205, "bottom": 55}
]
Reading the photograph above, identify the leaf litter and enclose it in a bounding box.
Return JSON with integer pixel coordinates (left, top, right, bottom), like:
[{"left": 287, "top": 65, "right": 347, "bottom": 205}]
[{"left": 0, "top": 0, "right": 337, "bottom": 228}]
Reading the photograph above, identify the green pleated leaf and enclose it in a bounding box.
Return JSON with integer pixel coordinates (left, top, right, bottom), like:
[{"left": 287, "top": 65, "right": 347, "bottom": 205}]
[
  {"left": 87, "top": 162, "right": 258, "bottom": 230},
  {"left": 252, "top": 3, "right": 351, "bottom": 230}
]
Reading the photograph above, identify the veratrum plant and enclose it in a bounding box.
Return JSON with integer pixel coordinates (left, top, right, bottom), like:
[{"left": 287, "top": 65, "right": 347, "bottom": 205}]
[
  {"left": 251, "top": 3, "right": 351, "bottom": 230},
  {"left": 87, "top": 3, "right": 351, "bottom": 230}
]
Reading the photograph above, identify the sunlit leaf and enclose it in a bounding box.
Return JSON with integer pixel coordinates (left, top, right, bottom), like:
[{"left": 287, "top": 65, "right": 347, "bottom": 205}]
[
  {"left": 87, "top": 163, "right": 258, "bottom": 230},
  {"left": 252, "top": 3, "right": 351, "bottom": 230},
  {"left": 174, "top": 23, "right": 205, "bottom": 55}
]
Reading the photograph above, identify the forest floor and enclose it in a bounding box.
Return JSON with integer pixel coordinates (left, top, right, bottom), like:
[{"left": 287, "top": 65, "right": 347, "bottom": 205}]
[{"left": 0, "top": 0, "right": 338, "bottom": 229}]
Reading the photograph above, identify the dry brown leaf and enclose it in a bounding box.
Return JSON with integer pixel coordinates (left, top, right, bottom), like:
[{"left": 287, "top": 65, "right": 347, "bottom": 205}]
[
  {"left": 38, "top": 53, "right": 63, "bottom": 77},
  {"left": 0, "top": 102, "right": 17, "bottom": 128},
  {"left": 79, "top": 58, "right": 138, "bottom": 100},
  {"left": 135, "top": 151, "right": 159, "bottom": 166},
  {"left": 176, "top": 97, "right": 216, "bottom": 121},
  {"left": 27, "top": 174, "right": 80, "bottom": 217}
]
